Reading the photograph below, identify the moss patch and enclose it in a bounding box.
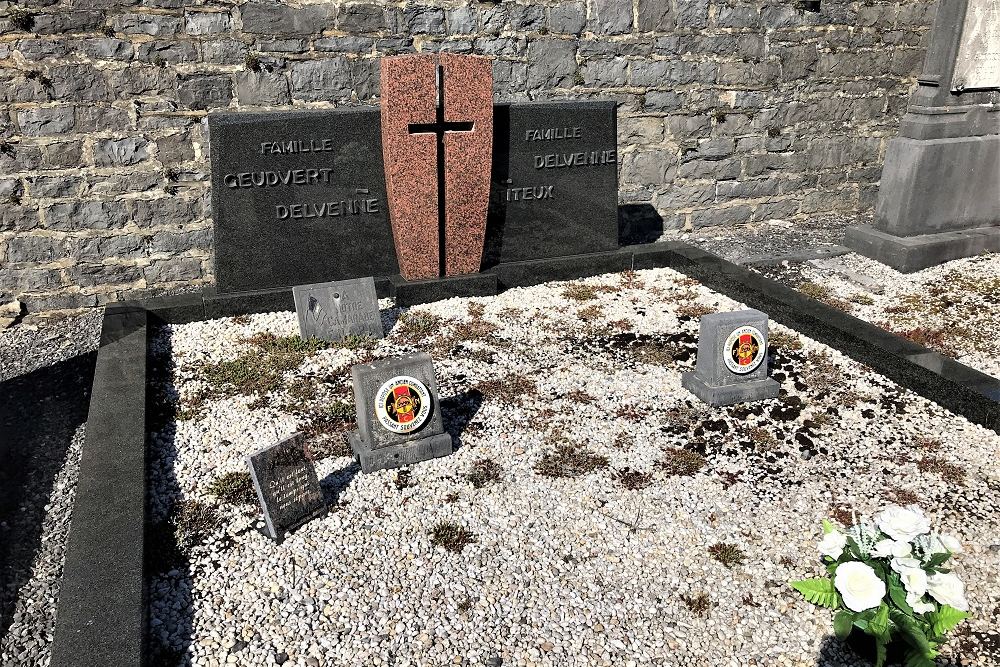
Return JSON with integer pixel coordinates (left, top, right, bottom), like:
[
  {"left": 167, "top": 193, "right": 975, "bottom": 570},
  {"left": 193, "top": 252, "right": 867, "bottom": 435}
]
[
  {"left": 465, "top": 458, "right": 503, "bottom": 489},
  {"left": 535, "top": 442, "right": 609, "bottom": 478},
  {"left": 206, "top": 471, "right": 256, "bottom": 505},
  {"left": 659, "top": 448, "right": 707, "bottom": 476},
  {"left": 429, "top": 521, "right": 476, "bottom": 552},
  {"left": 708, "top": 542, "right": 746, "bottom": 568}
]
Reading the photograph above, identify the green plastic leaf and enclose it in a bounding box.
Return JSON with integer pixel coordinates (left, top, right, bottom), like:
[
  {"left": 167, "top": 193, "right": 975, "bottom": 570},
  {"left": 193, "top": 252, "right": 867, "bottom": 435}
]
[
  {"left": 888, "top": 580, "right": 913, "bottom": 616},
  {"left": 869, "top": 603, "right": 890, "bottom": 641},
  {"left": 892, "top": 611, "right": 938, "bottom": 665},
  {"left": 923, "top": 552, "right": 950, "bottom": 570},
  {"left": 790, "top": 578, "right": 841, "bottom": 609},
  {"left": 928, "top": 605, "right": 968, "bottom": 638},
  {"left": 874, "top": 639, "right": 887, "bottom": 667},
  {"left": 822, "top": 518, "right": 837, "bottom": 534},
  {"left": 834, "top": 611, "right": 854, "bottom": 639}
]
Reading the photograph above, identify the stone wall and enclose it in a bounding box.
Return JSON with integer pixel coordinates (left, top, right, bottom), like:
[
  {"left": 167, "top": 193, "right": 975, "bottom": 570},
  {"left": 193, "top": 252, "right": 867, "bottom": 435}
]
[{"left": 0, "top": 0, "right": 935, "bottom": 311}]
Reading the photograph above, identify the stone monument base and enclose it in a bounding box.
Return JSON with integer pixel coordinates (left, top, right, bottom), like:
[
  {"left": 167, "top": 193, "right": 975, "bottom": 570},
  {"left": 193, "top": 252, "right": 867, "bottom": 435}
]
[
  {"left": 681, "top": 372, "right": 780, "bottom": 407},
  {"left": 845, "top": 224, "right": 1000, "bottom": 273},
  {"left": 348, "top": 430, "right": 454, "bottom": 473}
]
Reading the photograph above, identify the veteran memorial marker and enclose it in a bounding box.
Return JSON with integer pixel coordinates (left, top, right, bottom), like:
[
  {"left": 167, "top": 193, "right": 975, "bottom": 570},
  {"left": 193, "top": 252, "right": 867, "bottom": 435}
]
[
  {"left": 292, "top": 277, "right": 384, "bottom": 342},
  {"left": 348, "top": 352, "right": 452, "bottom": 473},
  {"left": 247, "top": 433, "right": 327, "bottom": 543},
  {"left": 682, "top": 310, "right": 780, "bottom": 406}
]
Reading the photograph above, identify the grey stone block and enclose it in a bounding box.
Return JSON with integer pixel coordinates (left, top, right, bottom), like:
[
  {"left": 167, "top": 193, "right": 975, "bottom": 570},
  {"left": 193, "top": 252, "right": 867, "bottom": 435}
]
[
  {"left": 349, "top": 430, "right": 453, "bottom": 474},
  {"left": 76, "top": 37, "right": 134, "bottom": 60},
  {"left": 240, "top": 1, "right": 333, "bottom": 35},
  {"left": 94, "top": 138, "right": 150, "bottom": 167},
  {"left": 185, "top": 11, "right": 231, "bottom": 35},
  {"left": 17, "top": 106, "right": 75, "bottom": 135},
  {"left": 509, "top": 4, "right": 546, "bottom": 31},
  {"left": 235, "top": 69, "right": 290, "bottom": 106},
  {"left": 114, "top": 12, "right": 183, "bottom": 36},
  {"left": 681, "top": 372, "right": 780, "bottom": 407},
  {"left": 349, "top": 352, "right": 452, "bottom": 473},
  {"left": 683, "top": 309, "right": 778, "bottom": 406},
  {"left": 845, "top": 224, "right": 1000, "bottom": 273},
  {"left": 403, "top": 5, "right": 445, "bottom": 34},
  {"left": 49, "top": 63, "right": 110, "bottom": 101},
  {"left": 178, "top": 74, "right": 232, "bottom": 110},
  {"left": 446, "top": 6, "right": 477, "bottom": 34},
  {"left": 526, "top": 38, "right": 578, "bottom": 89},
  {"left": 289, "top": 58, "right": 353, "bottom": 101},
  {"left": 637, "top": 0, "right": 673, "bottom": 30},
  {"left": 588, "top": 0, "right": 633, "bottom": 34}
]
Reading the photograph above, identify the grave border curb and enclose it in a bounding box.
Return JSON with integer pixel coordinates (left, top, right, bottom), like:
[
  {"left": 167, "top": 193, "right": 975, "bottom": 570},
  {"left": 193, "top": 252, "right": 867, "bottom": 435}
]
[
  {"left": 50, "top": 304, "right": 148, "bottom": 667},
  {"left": 53, "top": 240, "right": 999, "bottom": 666}
]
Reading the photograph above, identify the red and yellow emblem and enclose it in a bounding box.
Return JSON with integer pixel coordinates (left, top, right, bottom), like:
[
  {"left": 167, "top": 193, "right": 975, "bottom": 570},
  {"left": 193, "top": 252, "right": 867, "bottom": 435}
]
[
  {"left": 723, "top": 326, "right": 765, "bottom": 375},
  {"left": 375, "top": 376, "right": 432, "bottom": 434}
]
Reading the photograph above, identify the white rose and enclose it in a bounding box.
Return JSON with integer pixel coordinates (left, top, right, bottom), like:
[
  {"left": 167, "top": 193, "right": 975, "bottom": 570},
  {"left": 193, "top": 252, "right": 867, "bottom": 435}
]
[
  {"left": 906, "top": 591, "right": 935, "bottom": 614},
  {"left": 927, "top": 573, "right": 968, "bottom": 612},
  {"left": 898, "top": 566, "right": 928, "bottom": 597},
  {"left": 872, "top": 539, "right": 912, "bottom": 559},
  {"left": 835, "top": 562, "right": 887, "bottom": 612},
  {"left": 876, "top": 505, "right": 931, "bottom": 542},
  {"left": 891, "top": 556, "right": 921, "bottom": 574},
  {"left": 819, "top": 531, "right": 848, "bottom": 559},
  {"left": 940, "top": 534, "right": 963, "bottom": 554}
]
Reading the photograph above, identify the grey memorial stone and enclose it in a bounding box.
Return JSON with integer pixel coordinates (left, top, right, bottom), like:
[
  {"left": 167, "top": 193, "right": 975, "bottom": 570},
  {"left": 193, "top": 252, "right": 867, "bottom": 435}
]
[
  {"left": 682, "top": 309, "right": 780, "bottom": 406},
  {"left": 292, "top": 276, "right": 384, "bottom": 342},
  {"left": 247, "top": 433, "right": 326, "bottom": 542},
  {"left": 209, "top": 108, "right": 400, "bottom": 294},
  {"left": 845, "top": 0, "right": 1000, "bottom": 272},
  {"left": 348, "top": 352, "right": 453, "bottom": 473}
]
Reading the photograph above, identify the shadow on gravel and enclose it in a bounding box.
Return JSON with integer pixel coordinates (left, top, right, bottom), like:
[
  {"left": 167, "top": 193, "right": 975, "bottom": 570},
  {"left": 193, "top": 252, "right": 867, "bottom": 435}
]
[
  {"left": 441, "top": 388, "right": 484, "bottom": 452},
  {"left": 0, "top": 350, "right": 97, "bottom": 646},
  {"left": 816, "top": 634, "right": 962, "bottom": 667},
  {"left": 145, "top": 325, "right": 195, "bottom": 667}
]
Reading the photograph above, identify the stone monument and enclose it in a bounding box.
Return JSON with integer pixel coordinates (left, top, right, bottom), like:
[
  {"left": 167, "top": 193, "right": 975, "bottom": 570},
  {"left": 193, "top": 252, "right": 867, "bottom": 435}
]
[
  {"left": 845, "top": 0, "right": 1000, "bottom": 271},
  {"left": 292, "top": 277, "right": 384, "bottom": 342},
  {"left": 682, "top": 309, "right": 780, "bottom": 406},
  {"left": 348, "top": 352, "right": 453, "bottom": 472},
  {"left": 381, "top": 53, "right": 494, "bottom": 280},
  {"left": 247, "top": 433, "right": 326, "bottom": 543}
]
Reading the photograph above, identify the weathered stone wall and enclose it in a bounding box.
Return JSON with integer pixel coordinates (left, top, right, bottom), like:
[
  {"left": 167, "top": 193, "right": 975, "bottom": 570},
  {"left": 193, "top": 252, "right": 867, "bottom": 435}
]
[{"left": 0, "top": 0, "right": 934, "bottom": 310}]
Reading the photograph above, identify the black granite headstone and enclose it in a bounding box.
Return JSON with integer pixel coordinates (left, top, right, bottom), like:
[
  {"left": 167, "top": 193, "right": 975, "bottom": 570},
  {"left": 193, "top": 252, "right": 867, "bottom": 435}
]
[
  {"left": 486, "top": 101, "right": 619, "bottom": 266},
  {"left": 209, "top": 109, "right": 400, "bottom": 294},
  {"left": 247, "top": 433, "right": 326, "bottom": 542}
]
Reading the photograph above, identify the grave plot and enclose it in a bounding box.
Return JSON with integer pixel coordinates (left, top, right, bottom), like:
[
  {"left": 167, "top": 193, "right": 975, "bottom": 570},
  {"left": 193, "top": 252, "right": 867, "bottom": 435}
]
[
  {"left": 753, "top": 252, "right": 1000, "bottom": 379},
  {"left": 146, "top": 268, "right": 1000, "bottom": 667}
]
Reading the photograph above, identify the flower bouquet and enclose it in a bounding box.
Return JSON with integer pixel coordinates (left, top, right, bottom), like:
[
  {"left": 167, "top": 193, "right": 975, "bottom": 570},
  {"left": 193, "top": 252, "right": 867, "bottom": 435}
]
[{"left": 790, "top": 505, "right": 969, "bottom": 667}]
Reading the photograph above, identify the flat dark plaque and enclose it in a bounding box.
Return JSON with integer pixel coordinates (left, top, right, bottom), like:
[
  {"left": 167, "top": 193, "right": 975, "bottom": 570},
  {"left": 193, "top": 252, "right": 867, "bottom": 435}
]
[
  {"left": 292, "top": 277, "right": 384, "bottom": 342},
  {"left": 486, "top": 101, "right": 619, "bottom": 266},
  {"left": 247, "top": 433, "right": 326, "bottom": 542},
  {"left": 209, "top": 109, "right": 400, "bottom": 294}
]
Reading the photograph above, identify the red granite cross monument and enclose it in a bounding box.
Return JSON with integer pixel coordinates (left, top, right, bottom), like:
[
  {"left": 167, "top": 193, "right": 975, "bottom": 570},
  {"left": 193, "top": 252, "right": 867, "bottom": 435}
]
[{"left": 380, "top": 54, "right": 494, "bottom": 281}]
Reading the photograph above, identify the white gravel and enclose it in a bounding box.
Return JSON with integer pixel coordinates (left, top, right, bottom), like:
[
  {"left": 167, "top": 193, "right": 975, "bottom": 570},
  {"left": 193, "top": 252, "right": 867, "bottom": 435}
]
[
  {"left": 147, "top": 268, "right": 1000, "bottom": 667},
  {"left": 756, "top": 252, "right": 1000, "bottom": 380}
]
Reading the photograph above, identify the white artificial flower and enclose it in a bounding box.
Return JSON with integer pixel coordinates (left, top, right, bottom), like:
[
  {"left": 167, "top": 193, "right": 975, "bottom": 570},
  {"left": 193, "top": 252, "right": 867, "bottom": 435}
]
[
  {"left": 927, "top": 573, "right": 969, "bottom": 611},
  {"left": 906, "top": 591, "right": 935, "bottom": 614},
  {"left": 819, "top": 531, "right": 848, "bottom": 559},
  {"left": 876, "top": 505, "right": 931, "bottom": 543},
  {"left": 940, "top": 534, "right": 963, "bottom": 554},
  {"left": 835, "top": 562, "right": 887, "bottom": 612},
  {"left": 891, "top": 556, "right": 921, "bottom": 574},
  {"left": 872, "top": 539, "right": 912, "bottom": 559},
  {"left": 898, "top": 565, "right": 928, "bottom": 597}
]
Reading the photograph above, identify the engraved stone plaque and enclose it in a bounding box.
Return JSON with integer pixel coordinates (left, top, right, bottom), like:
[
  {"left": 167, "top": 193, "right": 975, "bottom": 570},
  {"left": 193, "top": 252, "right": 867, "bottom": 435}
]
[
  {"left": 247, "top": 433, "right": 326, "bottom": 542},
  {"left": 293, "top": 277, "right": 384, "bottom": 342},
  {"left": 952, "top": 0, "right": 1000, "bottom": 91}
]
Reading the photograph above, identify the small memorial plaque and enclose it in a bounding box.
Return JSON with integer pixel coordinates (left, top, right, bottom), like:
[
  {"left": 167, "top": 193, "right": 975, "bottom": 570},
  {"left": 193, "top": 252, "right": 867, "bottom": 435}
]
[
  {"left": 293, "top": 277, "right": 384, "bottom": 342},
  {"left": 682, "top": 309, "right": 780, "bottom": 406},
  {"left": 952, "top": 0, "right": 1000, "bottom": 91},
  {"left": 348, "top": 352, "right": 453, "bottom": 473},
  {"left": 247, "top": 433, "right": 326, "bottom": 542}
]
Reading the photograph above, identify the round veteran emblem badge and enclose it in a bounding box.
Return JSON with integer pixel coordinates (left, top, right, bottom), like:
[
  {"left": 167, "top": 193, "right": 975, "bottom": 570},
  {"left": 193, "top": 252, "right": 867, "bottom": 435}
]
[
  {"left": 374, "top": 376, "right": 432, "bottom": 434},
  {"left": 723, "top": 325, "right": 765, "bottom": 375}
]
